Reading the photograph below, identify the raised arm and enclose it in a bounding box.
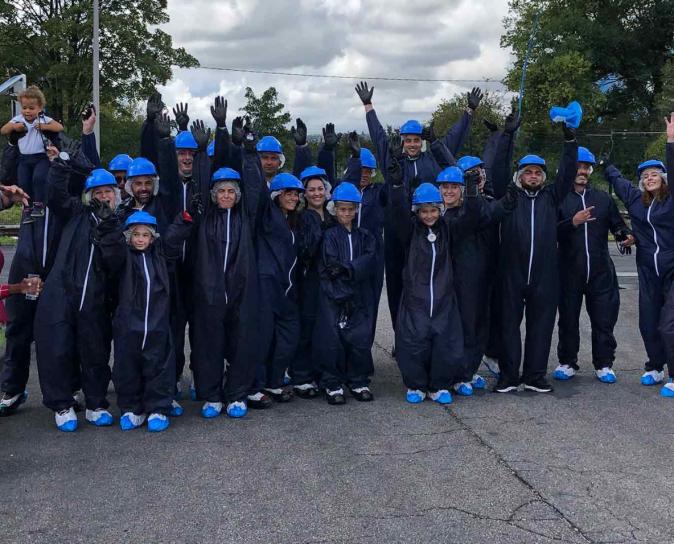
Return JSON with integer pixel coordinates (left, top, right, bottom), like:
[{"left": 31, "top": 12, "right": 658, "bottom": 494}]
[
  {"left": 318, "top": 123, "right": 339, "bottom": 185},
  {"left": 442, "top": 88, "right": 481, "bottom": 155},
  {"left": 155, "top": 113, "right": 181, "bottom": 217},
  {"left": 46, "top": 160, "right": 82, "bottom": 218},
  {"left": 140, "top": 92, "right": 164, "bottom": 167},
  {"left": 388, "top": 152, "right": 413, "bottom": 248},
  {"left": 603, "top": 164, "right": 641, "bottom": 208},
  {"left": 292, "top": 118, "right": 312, "bottom": 178},
  {"left": 554, "top": 126, "right": 578, "bottom": 203},
  {"left": 666, "top": 114, "right": 674, "bottom": 175},
  {"left": 240, "top": 130, "right": 267, "bottom": 231},
  {"left": 210, "top": 96, "right": 230, "bottom": 173}
]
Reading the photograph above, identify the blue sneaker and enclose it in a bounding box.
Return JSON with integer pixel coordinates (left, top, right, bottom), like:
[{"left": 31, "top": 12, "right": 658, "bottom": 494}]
[
  {"left": 660, "top": 379, "right": 674, "bottom": 398},
  {"left": 552, "top": 364, "right": 575, "bottom": 381},
  {"left": 85, "top": 408, "right": 113, "bottom": 426},
  {"left": 454, "top": 383, "right": 473, "bottom": 396},
  {"left": 641, "top": 370, "right": 665, "bottom": 386},
  {"left": 406, "top": 390, "right": 426, "bottom": 404},
  {"left": 201, "top": 402, "right": 222, "bottom": 419},
  {"left": 471, "top": 374, "right": 487, "bottom": 389},
  {"left": 55, "top": 408, "right": 77, "bottom": 432},
  {"left": 226, "top": 401, "right": 248, "bottom": 418},
  {"left": 170, "top": 400, "right": 184, "bottom": 417},
  {"left": 147, "top": 413, "right": 169, "bottom": 432},
  {"left": 120, "top": 412, "right": 146, "bottom": 431},
  {"left": 430, "top": 390, "right": 453, "bottom": 405},
  {"left": 595, "top": 367, "right": 617, "bottom": 384}
]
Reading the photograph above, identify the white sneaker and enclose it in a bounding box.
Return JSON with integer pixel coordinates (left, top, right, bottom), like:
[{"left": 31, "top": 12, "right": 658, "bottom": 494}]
[
  {"left": 85, "top": 408, "right": 113, "bottom": 426},
  {"left": 55, "top": 407, "right": 77, "bottom": 432},
  {"left": 552, "top": 364, "right": 576, "bottom": 381}
]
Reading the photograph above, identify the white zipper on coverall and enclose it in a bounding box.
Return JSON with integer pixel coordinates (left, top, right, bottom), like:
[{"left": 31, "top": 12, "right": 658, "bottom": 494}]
[
  {"left": 42, "top": 207, "right": 49, "bottom": 268},
  {"left": 428, "top": 228, "right": 436, "bottom": 318},
  {"left": 647, "top": 204, "right": 660, "bottom": 277},
  {"left": 181, "top": 183, "right": 188, "bottom": 262},
  {"left": 348, "top": 233, "right": 353, "bottom": 261},
  {"left": 527, "top": 198, "right": 535, "bottom": 285},
  {"left": 141, "top": 253, "right": 151, "bottom": 350},
  {"left": 285, "top": 230, "right": 297, "bottom": 296},
  {"left": 580, "top": 192, "right": 590, "bottom": 283},
  {"left": 223, "top": 209, "right": 230, "bottom": 304}
]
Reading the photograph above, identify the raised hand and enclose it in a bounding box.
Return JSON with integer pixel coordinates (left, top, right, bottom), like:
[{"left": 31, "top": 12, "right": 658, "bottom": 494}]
[
  {"left": 467, "top": 87, "right": 483, "bottom": 110},
  {"left": 347, "top": 131, "right": 361, "bottom": 158},
  {"left": 173, "top": 102, "right": 190, "bottom": 131},
  {"left": 81, "top": 104, "right": 96, "bottom": 135},
  {"left": 483, "top": 119, "right": 499, "bottom": 133},
  {"left": 292, "top": 118, "right": 307, "bottom": 146},
  {"left": 504, "top": 108, "right": 522, "bottom": 134},
  {"left": 243, "top": 118, "right": 257, "bottom": 154},
  {"left": 211, "top": 96, "right": 228, "bottom": 129},
  {"left": 421, "top": 121, "right": 436, "bottom": 143},
  {"left": 91, "top": 198, "right": 113, "bottom": 220},
  {"left": 465, "top": 170, "right": 480, "bottom": 197},
  {"left": 562, "top": 123, "right": 576, "bottom": 141},
  {"left": 190, "top": 119, "right": 211, "bottom": 152},
  {"left": 155, "top": 112, "right": 171, "bottom": 139},
  {"left": 388, "top": 133, "right": 403, "bottom": 161},
  {"left": 231, "top": 116, "right": 244, "bottom": 146},
  {"left": 322, "top": 123, "right": 340, "bottom": 151},
  {"left": 146, "top": 92, "right": 164, "bottom": 121},
  {"left": 355, "top": 81, "right": 374, "bottom": 105},
  {"left": 665, "top": 112, "right": 674, "bottom": 143}
]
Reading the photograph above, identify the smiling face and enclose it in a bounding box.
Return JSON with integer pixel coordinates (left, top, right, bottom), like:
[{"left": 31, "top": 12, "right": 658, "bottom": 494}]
[
  {"left": 359, "top": 168, "right": 374, "bottom": 189},
  {"left": 519, "top": 165, "right": 545, "bottom": 191},
  {"left": 260, "top": 152, "right": 281, "bottom": 179},
  {"left": 177, "top": 149, "right": 194, "bottom": 177},
  {"left": 304, "top": 178, "right": 326, "bottom": 210},
  {"left": 575, "top": 162, "right": 593, "bottom": 188},
  {"left": 90, "top": 185, "right": 117, "bottom": 208},
  {"left": 418, "top": 205, "right": 440, "bottom": 227},
  {"left": 130, "top": 176, "right": 155, "bottom": 205},
  {"left": 335, "top": 202, "right": 356, "bottom": 229},
  {"left": 641, "top": 168, "right": 664, "bottom": 193},
  {"left": 129, "top": 225, "right": 154, "bottom": 251},
  {"left": 439, "top": 183, "right": 463, "bottom": 208},
  {"left": 277, "top": 189, "right": 300, "bottom": 213},
  {"left": 403, "top": 135, "right": 422, "bottom": 158}
]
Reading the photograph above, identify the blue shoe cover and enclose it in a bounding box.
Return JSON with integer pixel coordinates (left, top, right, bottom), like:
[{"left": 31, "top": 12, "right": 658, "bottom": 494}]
[
  {"left": 406, "top": 391, "right": 425, "bottom": 404},
  {"left": 597, "top": 373, "right": 616, "bottom": 384},
  {"left": 226, "top": 402, "right": 248, "bottom": 418},
  {"left": 201, "top": 405, "right": 221, "bottom": 419},
  {"left": 170, "top": 402, "right": 184, "bottom": 417},
  {"left": 553, "top": 369, "right": 573, "bottom": 381},
  {"left": 148, "top": 416, "right": 169, "bottom": 432},
  {"left": 660, "top": 379, "right": 674, "bottom": 398},
  {"left": 472, "top": 375, "right": 487, "bottom": 389},
  {"left": 57, "top": 420, "right": 77, "bottom": 432},
  {"left": 455, "top": 383, "right": 473, "bottom": 396},
  {"left": 90, "top": 412, "right": 113, "bottom": 426},
  {"left": 120, "top": 414, "right": 142, "bottom": 431},
  {"left": 433, "top": 391, "right": 453, "bottom": 405},
  {"left": 641, "top": 372, "right": 663, "bottom": 386}
]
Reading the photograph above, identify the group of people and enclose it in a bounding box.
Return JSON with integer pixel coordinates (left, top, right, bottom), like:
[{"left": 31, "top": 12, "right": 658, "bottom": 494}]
[{"left": 0, "top": 82, "right": 672, "bottom": 434}]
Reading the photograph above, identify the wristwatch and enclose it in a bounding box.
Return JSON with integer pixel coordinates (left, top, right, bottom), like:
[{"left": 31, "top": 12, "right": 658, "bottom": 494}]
[{"left": 58, "top": 151, "right": 70, "bottom": 161}]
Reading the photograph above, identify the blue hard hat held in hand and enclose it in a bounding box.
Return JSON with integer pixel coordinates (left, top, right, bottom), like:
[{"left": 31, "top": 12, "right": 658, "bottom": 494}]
[
  {"left": 300, "top": 165, "right": 327, "bottom": 181},
  {"left": 412, "top": 182, "right": 443, "bottom": 205},
  {"left": 400, "top": 120, "right": 423, "bottom": 135},
  {"left": 549, "top": 101, "right": 583, "bottom": 129},
  {"left": 124, "top": 210, "right": 158, "bottom": 229},
  {"left": 256, "top": 135, "right": 283, "bottom": 154},
  {"left": 457, "top": 156, "right": 484, "bottom": 172},
  {"left": 175, "top": 131, "right": 199, "bottom": 151},
  {"left": 577, "top": 147, "right": 596, "bottom": 165},
  {"left": 637, "top": 159, "right": 667, "bottom": 177},
  {"left": 84, "top": 169, "right": 117, "bottom": 191},
  {"left": 436, "top": 166, "right": 464, "bottom": 185},
  {"left": 518, "top": 154, "right": 547, "bottom": 173},
  {"left": 211, "top": 167, "right": 241, "bottom": 185},
  {"left": 126, "top": 157, "right": 157, "bottom": 178},
  {"left": 331, "top": 182, "right": 362, "bottom": 204},
  {"left": 270, "top": 172, "right": 304, "bottom": 192},
  {"left": 360, "top": 148, "right": 377, "bottom": 169},
  {"left": 108, "top": 154, "right": 133, "bottom": 172}
]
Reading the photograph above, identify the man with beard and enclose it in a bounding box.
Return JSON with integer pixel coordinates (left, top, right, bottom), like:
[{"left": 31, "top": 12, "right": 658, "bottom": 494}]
[{"left": 554, "top": 146, "right": 634, "bottom": 384}]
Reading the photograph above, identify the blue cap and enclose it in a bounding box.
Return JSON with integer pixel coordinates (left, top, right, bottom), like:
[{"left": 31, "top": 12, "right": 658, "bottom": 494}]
[
  {"left": 84, "top": 169, "right": 117, "bottom": 191},
  {"left": 518, "top": 154, "right": 547, "bottom": 173},
  {"left": 126, "top": 157, "right": 157, "bottom": 178},
  {"left": 412, "top": 182, "right": 443, "bottom": 206},
  {"left": 331, "top": 182, "right": 362, "bottom": 204},
  {"left": 175, "top": 131, "right": 198, "bottom": 151},
  {"left": 207, "top": 141, "right": 215, "bottom": 158},
  {"left": 360, "top": 148, "right": 377, "bottom": 169},
  {"left": 270, "top": 173, "right": 304, "bottom": 192},
  {"left": 400, "top": 120, "right": 423, "bottom": 135},
  {"left": 577, "top": 147, "right": 596, "bottom": 165},
  {"left": 124, "top": 210, "right": 158, "bottom": 229},
  {"left": 456, "top": 156, "right": 484, "bottom": 172},
  {"left": 637, "top": 159, "right": 666, "bottom": 176},
  {"left": 108, "top": 154, "right": 132, "bottom": 172},
  {"left": 256, "top": 135, "right": 283, "bottom": 154},
  {"left": 300, "top": 165, "right": 327, "bottom": 181},
  {"left": 436, "top": 166, "right": 464, "bottom": 185},
  {"left": 211, "top": 167, "right": 241, "bottom": 185}
]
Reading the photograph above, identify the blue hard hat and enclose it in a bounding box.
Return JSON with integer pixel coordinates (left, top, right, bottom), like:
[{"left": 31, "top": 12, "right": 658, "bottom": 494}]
[
  {"left": 400, "top": 120, "right": 423, "bottom": 135},
  {"left": 457, "top": 156, "right": 484, "bottom": 172},
  {"left": 211, "top": 167, "right": 241, "bottom": 185},
  {"left": 84, "top": 169, "right": 117, "bottom": 192},
  {"left": 207, "top": 141, "right": 215, "bottom": 158},
  {"left": 577, "top": 147, "right": 596, "bottom": 165},
  {"left": 175, "top": 131, "right": 198, "bottom": 151},
  {"left": 300, "top": 165, "right": 327, "bottom": 181},
  {"left": 124, "top": 210, "right": 158, "bottom": 229},
  {"left": 436, "top": 166, "right": 465, "bottom": 185},
  {"left": 360, "top": 148, "right": 377, "bottom": 169},
  {"left": 108, "top": 154, "right": 132, "bottom": 172},
  {"left": 126, "top": 157, "right": 157, "bottom": 178},
  {"left": 270, "top": 172, "right": 304, "bottom": 192},
  {"left": 256, "top": 135, "right": 283, "bottom": 154},
  {"left": 331, "top": 182, "right": 362, "bottom": 204},
  {"left": 637, "top": 159, "right": 666, "bottom": 176},
  {"left": 518, "top": 154, "right": 547, "bottom": 173},
  {"left": 412, "top": 182, "right": 443, "bottom": 206}
]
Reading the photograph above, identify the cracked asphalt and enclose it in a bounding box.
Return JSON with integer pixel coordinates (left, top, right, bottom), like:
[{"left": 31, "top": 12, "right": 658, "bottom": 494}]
[{"left": 1, "top": 246, "right": 671, "bottom": 543}]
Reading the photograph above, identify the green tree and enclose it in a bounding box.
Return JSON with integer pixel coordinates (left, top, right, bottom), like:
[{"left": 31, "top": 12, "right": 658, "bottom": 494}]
[
  {"left": 241, "top": 86, "right": 292, "bottom": 138},
  {"left": 0, "top": 0, "right": 198, "bottom": 126}
]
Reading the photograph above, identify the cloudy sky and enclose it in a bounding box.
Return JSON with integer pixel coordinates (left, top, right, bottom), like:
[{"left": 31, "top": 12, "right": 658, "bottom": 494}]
[{"left": 159, "top": 0, "right": 513, "bottom": 135}]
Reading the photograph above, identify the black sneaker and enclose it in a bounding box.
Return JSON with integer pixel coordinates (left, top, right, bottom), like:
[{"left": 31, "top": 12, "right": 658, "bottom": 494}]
[
  {"left": 494, "top": 377, "right": 518, "bottom": 393},
  {"left": 0, "top": 391, "right": 28, "bottom": 417},
  {"left": 293, "top": 384, "right": 318, "bottom": 399},
  {"left": 325, "top": 389, "right": 346, "bottom": 405},
  {"left": 264, "top": 387, "right": 293, "bottom": 402},
  {"left": 247, "top": 392, "right": 273, "bottom": 409},
  {"left": 523, "top": 378, "right": 553, "bottom": 393},
  {"left": 350, "top": 387, "right": 374, "bottom": 402}
]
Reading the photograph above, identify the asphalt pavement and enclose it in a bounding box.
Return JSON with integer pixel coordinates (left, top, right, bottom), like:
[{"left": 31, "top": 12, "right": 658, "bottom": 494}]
[{"left": 1, "top": 245, "right": 671, "bottom": 544}]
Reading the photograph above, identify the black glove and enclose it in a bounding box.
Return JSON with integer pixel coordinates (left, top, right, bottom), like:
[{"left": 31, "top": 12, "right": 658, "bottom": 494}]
[
  {"left": 355, "top": 81, "right": 374, "bottom": 105},
  {"left": 146, "top": 92, "right": 164, "bottom": 121},
  {"left": 389, "top": 133, "right": 403, "bottom": 161},
  {"left": 59, "top": 137, "right": 94, "bottom": 175},
  {"left": 326, "top": 263, "right": 344, "bottom": 279},
  {"left": 387, "top": 151, "right": 404, "bottom": 187},
  {"left": 292, "top": 118, "right": 307, "bottom": 146},
  {"left": 562, "top": 123, "right": 576, "bottom": 141},
  {"left": 8, "top": 130, "right": 21, "bottom": 146},
  {"left": 504, "top": 110, "right": 522, "bottom": 134},
  {"left": 502, "top": 182, "right": 519, "bottom": 211},
  {"left": 347, "top": 131, "right": 361, "bottom": 158},
  {"left": 90, "top": 198, "right": 114, "bottom": 221},
  {"left": 243, "top": 119, "right": 257, "bottom": 154},
  {"left": 188, "top": 189, "right": 204, "bottom": 217},
  {"left": 465, "top": 170, "right": 480, "bottom": 198},
  {"left": 231, "top": 116, "right": 244, "bottom": 146},
  {"left": 172, "top": 102, "right": 190, "bottom": 132},
  {"left": 81, "top": 103, "right": 95, "bottom": 122},
  {"left": 421, "top": 122, "right": 436, "bottom": 143},
  {"left": 190, "top": 119, "right": 211, "bottom": 152},
  {"left": 467, "top": 87, "right": 483, "bottom": 110},
  {"left": 155, "top": 112, "right": 171, "bottom": 139},
  {"left": 598, "top": 152, "right": 612, "bottom": 169},
  {"left": 210, "top": 96, "right": 228, "bottom": 129},
  {"left": 322, "top": 123, "right": 340, "bottom": 151},
  {"left": 483, "top": 119, "right": 499, "bottom": 133}
]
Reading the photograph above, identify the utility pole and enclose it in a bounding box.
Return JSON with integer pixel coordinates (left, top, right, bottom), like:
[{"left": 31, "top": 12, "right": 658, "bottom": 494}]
[{"left": 93, "top": 0, "right": 101, "bottom": 153}]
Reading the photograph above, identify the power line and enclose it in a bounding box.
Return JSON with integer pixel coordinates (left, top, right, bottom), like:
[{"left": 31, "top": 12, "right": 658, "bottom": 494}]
[{"left": 196, "top": 65, "right": 505, "bottom": 84}]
